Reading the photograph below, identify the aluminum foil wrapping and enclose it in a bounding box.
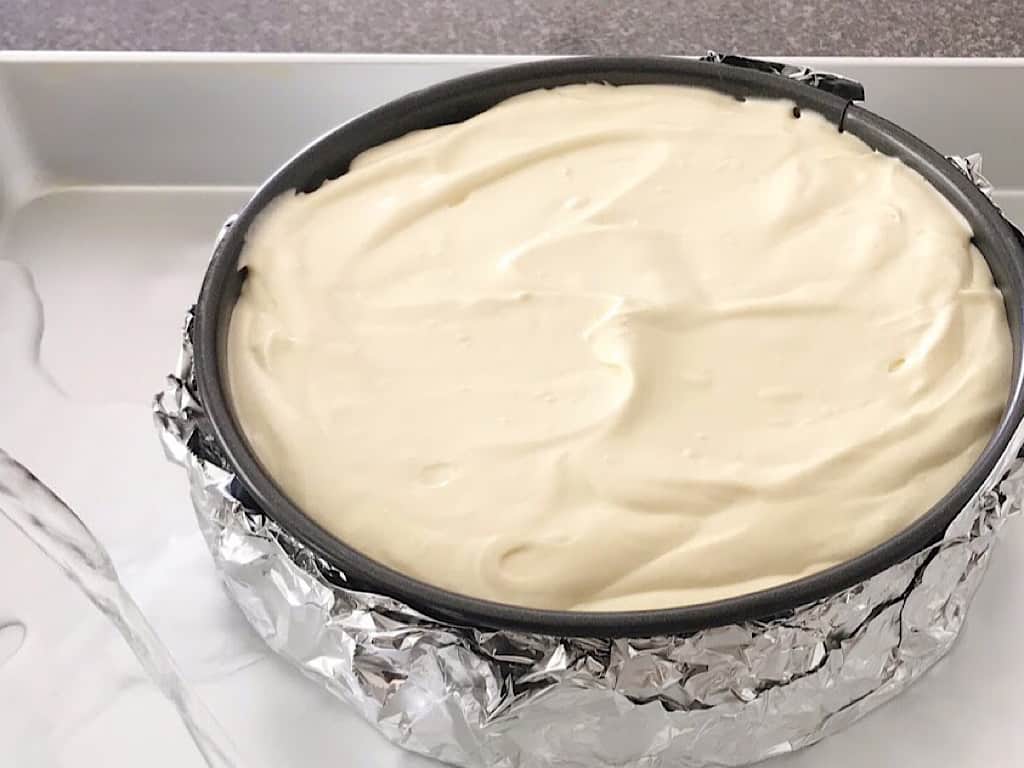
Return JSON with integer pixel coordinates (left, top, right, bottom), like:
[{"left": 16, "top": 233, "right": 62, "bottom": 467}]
[
  {"left": 154, "top": 327, "right": 1024, "bottom": 767},
  {"left": 153, "top": 83, "right": 1022, "bottom": 766}
]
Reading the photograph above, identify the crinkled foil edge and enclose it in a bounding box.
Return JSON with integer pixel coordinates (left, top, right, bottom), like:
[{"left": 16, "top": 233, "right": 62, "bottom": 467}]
[{"left": 154, "top": 139, "right": 1023, "bottom": 768}]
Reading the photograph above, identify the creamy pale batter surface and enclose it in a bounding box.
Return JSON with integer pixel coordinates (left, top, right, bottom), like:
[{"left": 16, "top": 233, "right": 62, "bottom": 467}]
[{"left": 227, "top": 84, "right": 1011, "bottom": 611}]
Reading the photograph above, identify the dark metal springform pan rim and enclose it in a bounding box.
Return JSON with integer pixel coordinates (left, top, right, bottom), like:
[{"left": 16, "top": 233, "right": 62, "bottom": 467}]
[{"left": 193, "top": 56, "right": 1024, "bottom": 638}]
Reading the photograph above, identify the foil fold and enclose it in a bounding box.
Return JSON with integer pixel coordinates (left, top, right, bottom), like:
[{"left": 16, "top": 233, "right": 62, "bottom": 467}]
[
  {"left": 949, "top": 153, "right": 996, "bottom": 199},
  {"left": 698, "top": 52, "right": 866, "bottom": 101},
  {"left": 153, "top": 70, "right": 1022, "bottom": 766}
]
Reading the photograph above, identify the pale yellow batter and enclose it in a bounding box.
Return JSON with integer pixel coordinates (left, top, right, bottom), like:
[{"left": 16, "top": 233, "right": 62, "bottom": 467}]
[{"left": 227, "top": 84, "right": 1011, "bottom": 611}]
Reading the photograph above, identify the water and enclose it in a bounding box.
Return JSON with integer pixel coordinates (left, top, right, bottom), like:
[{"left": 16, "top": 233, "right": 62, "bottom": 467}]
[{"left": 0, "top": 447, "right": 246, "bottom": 768}]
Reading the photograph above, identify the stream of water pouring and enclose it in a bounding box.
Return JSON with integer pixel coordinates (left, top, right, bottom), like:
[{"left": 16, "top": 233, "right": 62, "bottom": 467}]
[{"left": 0, "top": 448, "right": 246, "bottom": 768}]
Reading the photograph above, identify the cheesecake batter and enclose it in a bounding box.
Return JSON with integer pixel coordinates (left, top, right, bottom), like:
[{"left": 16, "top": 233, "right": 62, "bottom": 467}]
[{"left": 227, "top": 84, "right": 1011, "bottom": 611}]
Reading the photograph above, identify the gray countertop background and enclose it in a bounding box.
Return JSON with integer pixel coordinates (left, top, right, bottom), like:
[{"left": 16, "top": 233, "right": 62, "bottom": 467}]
[{"left": 1, "top": 0, "right": 1022, "bottom": 56}]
